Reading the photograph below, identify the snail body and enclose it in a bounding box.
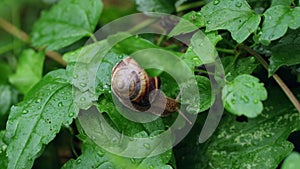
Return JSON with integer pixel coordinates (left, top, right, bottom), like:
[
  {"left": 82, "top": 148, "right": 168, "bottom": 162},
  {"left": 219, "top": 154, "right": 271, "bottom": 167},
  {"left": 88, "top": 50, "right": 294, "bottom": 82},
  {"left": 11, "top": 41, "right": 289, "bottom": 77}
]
[{"left": 111, "top": 57, "right": 179, "bottom": 116}]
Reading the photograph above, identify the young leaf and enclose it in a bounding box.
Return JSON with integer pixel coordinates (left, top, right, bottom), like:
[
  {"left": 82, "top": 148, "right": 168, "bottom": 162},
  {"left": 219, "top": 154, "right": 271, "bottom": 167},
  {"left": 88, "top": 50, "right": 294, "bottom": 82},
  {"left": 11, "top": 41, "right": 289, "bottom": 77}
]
[
  {"left": 196, "top": 76, "right": 214, "bottom": 112},
  {"left": 5, "top": 69, "right": 76, "bottom": 169},
  {"left": 201, "top": 0, "right": 261, "bottom": 43},
  {"left": 176, "top": 88, "right": 300, "bottom": 169},
  {"left": 9, "top": 49, "right": 45, "bottom": 94},
  {"left": 269, "top": 30, "right": 300, "bottom": 75},
  {"left": 182, "top": 31, "right": 218, "bottom": 70},
  {"left": 282, "top": 152, "right": 300, "bottom": 169},
  {"left": 0, "top": 131, "right": 8, "bottom": 168},
  {"left": 169, "top": 11, "right": 205, "bottom": 37},
  {"left": 31, "top": 0, "right": 103, "bottom": 50},
  {"left": 222, "top": 74, "right": 267, "bottom": 118},
  {"left": 135, "top": 0, "right": 176, "bottom": 13},
  {"left": 0, "top": 85, "right": 18, "bottom": 116},
  {"left": 271, "top": 0, "right": 292, "bottom": 7},
  {"left": 260, "top": 5, "right": 300, "bottom": 44},
  {"left": 62, "top": 134, "right": 173, "bottom": 169},
  {"left": 0, "top": 61, "right": 12, "bottom": 84},
  {"left": 223, "top": 56, "right": 259, "bottom": 81}
]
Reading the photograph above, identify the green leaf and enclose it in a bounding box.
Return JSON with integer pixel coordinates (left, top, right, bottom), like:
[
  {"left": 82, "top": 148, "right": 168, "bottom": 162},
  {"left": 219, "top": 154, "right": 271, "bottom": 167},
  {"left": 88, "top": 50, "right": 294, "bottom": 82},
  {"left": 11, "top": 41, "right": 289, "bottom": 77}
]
[
  {"left": 169, "top": 11, "right": 206, "bottom": 37},
  {"left": 271, "top": 0, "right": 292, "bottom": 7},
  {"left": 62, "top": 135, "right": 173, "bottom": 169},
  {"left": 282, "top": 152, "right": 300, "bottom": 169},
  {"left": 176, "top": 87, "right": 300, "bottom": 169},
  {"left": 222, "top": 74, "right": 267, "bottom": 118},
  {"left": 223, "top": 56, "right": 259, "bottom": 81},
  {"left": 201, "top": 0, "right": 261, "bottom": 43},
  {"left": 196, "top": 76, "right": 214, "bottom": 112},
  {"left": 31, "top": 0, "right": 103, "bottom": 50},
  {"left": 0, "top": 131, "right": 8, "bottom": 168},
  {"left": 9, "top": 49, "right": 45, "bottom": 94},
  {"left": 0, "top": 85, "right": 18, "bottom": 116},
  {"left": 5, "top": 69, "right": 76, "bottom": 169},
  {"left": 0, "top": 61, "right": 12, "bottom": 84},
  {"left": 260, "top": 5, "right": 300, "bottom": 44},
  {"left": 135, "top": 0, "right": 176, "bottom": 13},
  {"left": 182, "top": 31, "right": 218, "bottom": 70},
  {"left": 269, "top": 30, "right": 300, "bottom": 75}
]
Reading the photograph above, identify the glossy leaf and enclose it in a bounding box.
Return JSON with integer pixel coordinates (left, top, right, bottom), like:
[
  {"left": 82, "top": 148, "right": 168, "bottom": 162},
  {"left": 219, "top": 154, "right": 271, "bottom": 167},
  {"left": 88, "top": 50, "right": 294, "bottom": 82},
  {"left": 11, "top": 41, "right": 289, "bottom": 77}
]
[
  {"left": 135, "top": 0, "right": 176, "bottom": 13},
  {"left": 269, "top": 30, "right": 300, "bottom": 75},
  {"left": 0, "top": 61, "right": 12, "bottom": 84},
  {"left": 9, "top": 49, "right": 45, "bottom": 94},
  {"left": 169, "top": 11, "right": 205, "bottom": 37},
  {"left": 222, "top": 74, "right": 267, "bottom": 118},
  {"left": 5, "top": 70, "right": 76, "bottom": 169},
  {"left": 0, "top": 85, "right": 17, "bottom": 116},
  {"left": 62, "top": 133, "right": 173, "bottom": 169},
  {"left": 196, "top": 76, "right": 214, "bottom": 112},
  {"left": 271, "top": 0, "right": 292, "bottom": 7},
  {"left": 182, "top": 31, "right": 218, "bottom": 70},
  {"left": 31, "top": 0, "right": 103, "bottom": 50},
  {"left": 282, "top": 152, "right": 300, "bottom": 169},
  {"left": 176, "top": 87, "right": 300, "bottom": 169},
  {"left": 260, "top": 5, "right": 300, "bottom": 44},
  {"left": 0, "top": 131, "right": 7, "bottom": 168},
  {"left": 223, "top": 56, "right": 259, "bottom": 81},
  {"left": 201, "top": 0, "right": 261, "bottom": 43}
]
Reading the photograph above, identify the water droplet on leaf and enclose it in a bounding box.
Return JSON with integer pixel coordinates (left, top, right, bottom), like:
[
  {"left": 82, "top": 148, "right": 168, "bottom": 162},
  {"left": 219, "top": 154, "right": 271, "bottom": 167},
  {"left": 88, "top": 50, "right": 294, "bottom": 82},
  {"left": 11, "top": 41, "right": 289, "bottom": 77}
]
[
  {"left": 213, "top": 0, "right": 220, "bottom": 5},
  {"left": 58, "top": 102, "right": 63, "bottom": 107},
  {"left": 235, "top": 2, "right": 242, "bottom": 7},
  {"left": 80, "top": 83, "right": 87, "bottom": 87},
  {"left": 143, "top": 143, "right": 151, "bottom": 149},
  {"left": 22, "top": 110, "right": 28, "bottom": 114}
]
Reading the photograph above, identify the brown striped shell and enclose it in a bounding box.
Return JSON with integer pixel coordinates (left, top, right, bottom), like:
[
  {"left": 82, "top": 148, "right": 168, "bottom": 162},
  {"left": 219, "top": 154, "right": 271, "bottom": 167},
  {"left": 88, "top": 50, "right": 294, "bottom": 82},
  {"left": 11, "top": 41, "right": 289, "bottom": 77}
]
[{"left": 111, "top": 57, "right": 161, "bottom": 112}]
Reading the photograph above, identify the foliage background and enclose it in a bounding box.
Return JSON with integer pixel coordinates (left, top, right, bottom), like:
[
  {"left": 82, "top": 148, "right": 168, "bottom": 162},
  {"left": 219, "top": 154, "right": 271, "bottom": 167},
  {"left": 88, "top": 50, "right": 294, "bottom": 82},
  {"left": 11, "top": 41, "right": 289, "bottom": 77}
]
[{"left": 0, "top": 0, "right": 299, "bottom": 169}]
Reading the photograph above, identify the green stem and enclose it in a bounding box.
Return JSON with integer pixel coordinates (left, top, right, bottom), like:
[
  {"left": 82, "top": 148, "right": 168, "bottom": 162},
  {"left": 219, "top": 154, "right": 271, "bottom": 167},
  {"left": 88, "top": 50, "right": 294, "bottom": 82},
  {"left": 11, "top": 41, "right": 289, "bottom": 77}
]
[
  {"left": 90, "top": 34, "right": 98, "bottom": 43},
  {"left": 224, "top": 52, "right": 240, "bottom": 73},
  {"left": 239, "top": 44, "right": 300, "bottom": 113},
  {"left": 176, "top": 1, "right": 206, "bottom": 12},
  {"left": 0, "top": 42, "right": 21, "bottom": 55},
  {"left": 216, "top": 47, "right": 235, "bottom": 54}
]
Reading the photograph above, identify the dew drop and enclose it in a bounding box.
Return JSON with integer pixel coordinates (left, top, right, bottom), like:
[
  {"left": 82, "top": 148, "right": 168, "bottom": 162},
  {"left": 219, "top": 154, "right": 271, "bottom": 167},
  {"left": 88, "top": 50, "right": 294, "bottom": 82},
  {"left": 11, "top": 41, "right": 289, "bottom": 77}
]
[
  {"left": 1, "top": 145, "right": 7, "bottom": 151},
  {"left": 253, "top": 99, "right": 258, "bottom": 104},
  {"left": 241, "top": 95, "right": 249, "bottom": 103},
  {"left": 231, "top": 98, "right": 236, "bottom": 104},
  {"left": 80, "top": 97, "right": 86, "bottom": 101},
  {"left": 143, "top": 143, "right": 151, "bottom": 150},
  {"left": 58, "top": 102, "right": 63, "bottom": 107},
  {"left": 73, "top": 74, "right": 78, "bottom": 79},
  {"left": 22, "top": 110, "right": 28, "bottom": 114},
  {"left": 76, "top": 159, "right": 81, "bottom": 164},
  {"left": 35, "top": 98, "right": 42, "bottom": 103},
  {"left": 213, "top": 0, "right": 220, "bottom": 5},
  {"left": 207, "top": 20, "right": 211, "bottom": 24},
  {"left": 69, "top": 112, "right": 74, "bottom": 117},
  {"left": 235, "top": 2, "right": 242, "bottom": 7},
  {"left": 80, "top": 83, "right": 87, "bottom": 87},
  {"left": 130, "top": 158, "right": 136, "bottom": 164},
  {"left": 149, "top": 165, "right": 154, "bottom": 169},
  {"left": 97, "top": 150, "right": 104, "bottom": 157}
]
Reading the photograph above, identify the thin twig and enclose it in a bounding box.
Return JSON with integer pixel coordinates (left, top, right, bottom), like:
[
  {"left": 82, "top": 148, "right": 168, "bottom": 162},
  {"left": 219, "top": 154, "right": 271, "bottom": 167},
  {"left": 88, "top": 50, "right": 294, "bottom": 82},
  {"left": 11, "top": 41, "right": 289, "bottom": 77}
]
[
  {"left": 239, "top": 44, "right": 300, "bottom": 113},
  {"left": 0, "top": 17, "right": 67, "bottom": 66}
]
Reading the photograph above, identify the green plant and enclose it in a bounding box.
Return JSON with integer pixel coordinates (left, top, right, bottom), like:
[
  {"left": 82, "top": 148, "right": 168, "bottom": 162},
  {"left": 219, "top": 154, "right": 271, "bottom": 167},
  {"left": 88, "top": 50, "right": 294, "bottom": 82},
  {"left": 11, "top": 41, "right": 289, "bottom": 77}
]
[{"left": 0, "top": 0, "right": 299, "bottom": 168}]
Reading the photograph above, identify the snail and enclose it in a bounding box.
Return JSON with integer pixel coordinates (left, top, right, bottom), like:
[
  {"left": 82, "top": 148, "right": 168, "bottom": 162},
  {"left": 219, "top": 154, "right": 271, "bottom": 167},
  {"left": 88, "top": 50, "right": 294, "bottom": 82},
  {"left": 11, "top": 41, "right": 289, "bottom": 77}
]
[{"left": 111, "top": 57, "right": 191, "bottom": 124}]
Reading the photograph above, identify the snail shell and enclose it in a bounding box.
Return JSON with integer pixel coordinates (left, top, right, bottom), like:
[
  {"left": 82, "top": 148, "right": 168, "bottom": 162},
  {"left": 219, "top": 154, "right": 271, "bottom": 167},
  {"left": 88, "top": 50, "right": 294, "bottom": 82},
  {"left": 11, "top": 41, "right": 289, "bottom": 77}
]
[{"left": 111, "top": 57, "right": 178, "bottom": 116}]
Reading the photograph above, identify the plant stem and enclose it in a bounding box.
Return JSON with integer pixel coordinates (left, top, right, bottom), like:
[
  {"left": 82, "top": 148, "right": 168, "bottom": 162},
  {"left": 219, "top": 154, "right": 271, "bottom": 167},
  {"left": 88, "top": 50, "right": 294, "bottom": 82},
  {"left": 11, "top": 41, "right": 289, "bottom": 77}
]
[
  {"left": 176, "top": 1, "right": 206, "bottom": 12},
  {"left": 239, "top": 44, "right": 300, "bottom": 113},
  {"left": 0, "top": 17, "right": 67, "bottom": 66},
  {"left": 216, "top": 47, "right": 235, "bottom": 54},
  {"left": 0, "top": 17, "right": 29, "bottom": 43}
]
